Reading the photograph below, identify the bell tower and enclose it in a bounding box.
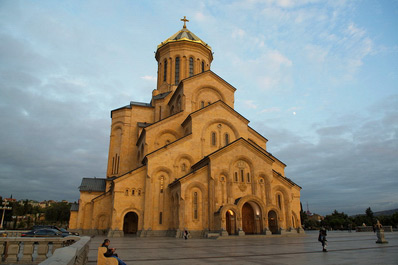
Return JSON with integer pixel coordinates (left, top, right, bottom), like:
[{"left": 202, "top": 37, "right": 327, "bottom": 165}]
[{"left": 154, "top": 17, "right": 213, "bottom": 94}]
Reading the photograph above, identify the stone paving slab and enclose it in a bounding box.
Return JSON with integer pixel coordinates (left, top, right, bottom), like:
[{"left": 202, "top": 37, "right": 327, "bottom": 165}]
[{"left": 87, "top": 231, "right": 398, "bottom": 265}]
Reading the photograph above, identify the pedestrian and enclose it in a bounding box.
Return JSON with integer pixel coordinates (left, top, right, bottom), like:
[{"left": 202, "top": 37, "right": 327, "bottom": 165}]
[
  {"left": 184, "top": 229, "right": 188, "bottom": 240},
  {"left": 102, "top": 239, "right": 127, "bottom": 265},
  {"left": 318, "top": 227, "right": 328, "bottom": 252}
]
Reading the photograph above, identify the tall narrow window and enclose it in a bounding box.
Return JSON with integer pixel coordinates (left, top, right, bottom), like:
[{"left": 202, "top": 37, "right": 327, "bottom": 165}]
[
  {"left": 189, "top": 57, "right": 194, "bottom": 77},
  {"left": 201, "top": 61, "right": 205, "bottom": 72},
  {"left": 240, "top": 169, "right": 244, "bottom": 182},
  {"left": 234, "top": 172, "right": 238, "bottom": 182},
  {"left": 163, "top": 60, "right": 167, "bottom": 82},
  {"left": 175, "top": 57, "right": 180, "bottom": 84},
  {"left": 160, "top": 176, "right": 164, "bottom": 193},
  {"left": 132, "top": 189, "right": 135, "bottom": 196},
  {"left": 159, "top": 106, "right": 162, "bottom": 120},
  {"left": 225, "top": 133, "right": 229, "bottom": 145},
  {"left": 159, "top": 212, "right": 163, "bottom": 224},
  {"left": 193, "top": 192, "right": 198, "bottom": 219},
  {"left": 278, "top": 194, "right": 282, "bottom": 209},
  {"left": 247, "top": 173, "right": 251, "bottom": 183},
  {"left": 200, "top": 101, "right": 205, "bottom": 108},
  {"left": 138, "top": 189, "right": 141, "bottom": 196},
  {"left": 125, "top": 189, "right": 129, "bottom": 196},
  {"left": 211, "top": 132, "right": 216, "bottom": 146}
]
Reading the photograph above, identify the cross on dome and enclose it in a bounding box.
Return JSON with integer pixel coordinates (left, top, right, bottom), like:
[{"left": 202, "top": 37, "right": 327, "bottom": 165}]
[{"left": 181, "top": 16, "right": 189, "bottom": 28}]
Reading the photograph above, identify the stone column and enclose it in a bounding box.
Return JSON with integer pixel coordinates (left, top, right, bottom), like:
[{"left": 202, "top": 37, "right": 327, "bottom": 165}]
[
  {"left": 52, "top": 240, "right": 63, "bottom": 253},
  {"left": 21, "top": 240, "right": 34, "bottom": 262},
  {"left": 6, "top": 241, "right": 19, "bottom": 262},
  {"left": 36, "top": 242, "right": 49, "bottom": 262}
]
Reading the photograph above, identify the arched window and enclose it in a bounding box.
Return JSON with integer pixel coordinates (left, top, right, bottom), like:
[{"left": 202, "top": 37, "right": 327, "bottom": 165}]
[
  {"left": 278, "top": 194, "right": 282, "bottom": 209},
  {"left": 225, "top": 133, "right": 229, "bottom": 145},
  {"left": 160, "top": 176, "right": 164, "bottom": 193},
  {"left": 211, "top": 132, "right": 216, "bottom": 146},
  {"left": 163, "top": 60, "right": 167, "bottom": 82},
  {"left": 193, "top": 192, "right": 198, "bottom": 219},
  {"left": 175, "top": 57, "right": 180, "bottom": 84},
  {"left": 132, "top": 189, "right": 135, "bottom": 196},
  {"left": 189, "top": 57, "right": 194, "bottom": 77},
  {"left": 240, "top": 169, "right": 244, "bottom": 182},
  {"left": 200, "top": 101, "right": 205, "bottom": 108},
  {"left": 125, "top": 189, "right": 129, "bottom": 196},
  {"left": 202, "top": 61, "right": 205, "bottom": 72}
]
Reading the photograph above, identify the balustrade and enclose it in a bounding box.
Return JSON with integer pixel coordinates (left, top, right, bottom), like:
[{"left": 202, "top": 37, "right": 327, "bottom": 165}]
[{"left": 0, "top": 236, "right": 80, "bottom": 264}]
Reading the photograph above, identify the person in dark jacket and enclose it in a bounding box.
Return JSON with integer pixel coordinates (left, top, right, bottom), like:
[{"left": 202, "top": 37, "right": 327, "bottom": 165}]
[
  {"left": 102, "top": 239, "right": 126, "bottom": 265},
  {"left": 318, "top": 227, "right": 328, "bottom": 252}
]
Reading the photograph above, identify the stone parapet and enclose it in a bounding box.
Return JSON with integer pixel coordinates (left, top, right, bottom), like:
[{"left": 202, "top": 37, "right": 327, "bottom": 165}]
[
  {"left": 0, "top": 236, "right": 81, "bottom": 264},
  {"left": 39, "top": 236, "right": 90, "bottom": 265}
]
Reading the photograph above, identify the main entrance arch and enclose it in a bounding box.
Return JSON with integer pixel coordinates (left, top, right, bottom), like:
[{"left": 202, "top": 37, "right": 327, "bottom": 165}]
[
  {"left": 242, "top": 202, "right": 262, "bottom": 234},
  {"left": 123, "top": 212, "right": 138, "bottom": 234},
  {"left": 268, "top": 210, "right": 278, "bottom": 234}
]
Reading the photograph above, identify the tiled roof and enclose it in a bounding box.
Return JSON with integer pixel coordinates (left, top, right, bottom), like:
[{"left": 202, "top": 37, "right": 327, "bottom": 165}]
[
  {"left": 153, "top": 91, "right": 171, "bottom": 100},
  {"left": 79, "top": 178, "right": 106, "bottom": 192},
  {"left": 70, "top": 203, "right": 79, "bottom": 211},
  {"left": 130, "top": 101, "right": 152, "bottom": 107}
]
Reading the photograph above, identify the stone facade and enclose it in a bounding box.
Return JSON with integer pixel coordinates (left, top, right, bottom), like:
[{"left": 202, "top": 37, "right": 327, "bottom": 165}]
[{"left": 69, "top": 22, "right": 303, "bottom": 237}]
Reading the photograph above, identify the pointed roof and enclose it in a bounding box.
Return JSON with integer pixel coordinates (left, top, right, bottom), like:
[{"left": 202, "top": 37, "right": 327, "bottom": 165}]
[{"left": 157, "top": 27, "right": 211, "bottom": 51}]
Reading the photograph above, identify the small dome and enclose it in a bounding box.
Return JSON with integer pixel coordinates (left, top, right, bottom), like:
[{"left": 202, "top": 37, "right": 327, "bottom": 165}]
[{"left": 157, "top": 27, "right": 211, "bottom": 51}]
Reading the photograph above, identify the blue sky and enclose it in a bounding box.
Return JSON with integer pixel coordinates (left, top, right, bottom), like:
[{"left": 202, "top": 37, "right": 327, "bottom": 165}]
[{"left": 0, "top": 0, "right": 397, "bottom": 216}]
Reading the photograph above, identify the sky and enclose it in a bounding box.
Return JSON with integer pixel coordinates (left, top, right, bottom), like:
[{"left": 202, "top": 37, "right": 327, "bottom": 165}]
[{"left": 0, "top": 0, "right": 397, "bottom": 216}]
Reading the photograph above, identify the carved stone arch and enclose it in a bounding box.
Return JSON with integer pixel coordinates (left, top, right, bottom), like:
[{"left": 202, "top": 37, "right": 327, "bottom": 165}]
[
  {"left": 193, "top": 86, "right": 225, "bottom": 107},
  {"left": 200, "top": 119, "right": 239, "bottom": 140},
  {"left": 236, "top": 195, "right": 267, "bottom": 216},
  {"left": 174, "top": 154, "right": 194, "bottom": 177},
  {"left": 291, "top": 210, "right": 299, "bottom": 228},
  {"left": 229, "top": 155, "right": 254, "bottom": 171},
  {"left": 273, "top": 185, "right": 290, "bottom": 203},
  {"left": 273, "top": 185, "right": 291, "bottom": 228},
  {"left": 151, "top": 166, "right": 172, "bottom": 182},
  {"left": 184, "top": 181, "right": 207, "bottom": 199},
  {"left": 96, "top": 212, "right": 110, "bottom": 230},
  {"left": 219, "top": 204, "right": 240, "bottom": 220},
  {"left": 154, "top": 129, "right": 179, "bottom": 147},
  {"left": 120, "top": 207, "right": 142, "bottom": 233}
]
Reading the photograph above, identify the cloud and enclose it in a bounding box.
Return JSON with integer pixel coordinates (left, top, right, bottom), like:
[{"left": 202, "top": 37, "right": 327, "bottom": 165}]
[
  {"left": 243, "top": 100, "right": 258, "bottom": 109},
  {"left": 141, "top": 75, "right": 157, "bottom": 82},
  {"left": 254, "top": 95, "right": 398, "bottom": 215}
]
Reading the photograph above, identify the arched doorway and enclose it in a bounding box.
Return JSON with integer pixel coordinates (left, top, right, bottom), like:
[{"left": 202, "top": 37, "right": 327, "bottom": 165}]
[
  {"left": 268, "top": 210, "right": 278, "bottom": 234},
  {"left": 242, "top": 203, "right": 255, "bottom": 234},
  {"left": 123, "top": 212, "right": 138, "bottom": 235},
  {"left": 226, "top": 210, "right": 236, "bottom": 235}
]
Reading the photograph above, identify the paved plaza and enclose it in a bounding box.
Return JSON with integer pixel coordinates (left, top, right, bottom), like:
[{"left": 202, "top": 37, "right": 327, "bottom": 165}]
[{"left": 87, "top": 231, "right": 398, "bottom": 265}]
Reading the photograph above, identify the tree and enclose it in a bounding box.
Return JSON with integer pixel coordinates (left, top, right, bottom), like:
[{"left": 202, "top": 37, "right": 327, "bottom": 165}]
[{"left": 45, "top": 202, "right": 71, "bottom": 225}]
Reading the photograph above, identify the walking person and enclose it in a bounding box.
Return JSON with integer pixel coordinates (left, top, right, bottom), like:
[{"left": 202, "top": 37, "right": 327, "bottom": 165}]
[
  {"left": 318, "top": 227, "right": 328, "bottom": 252},
  {"left": 102, "top": 239, "right": 127, "bottom": 265},
  {"left": 184, "top": 229, "right": 189, "bottom": 240}
]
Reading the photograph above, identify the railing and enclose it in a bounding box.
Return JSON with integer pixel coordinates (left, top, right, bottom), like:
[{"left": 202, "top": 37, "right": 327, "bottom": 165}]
[
  {"left": 0, "top": 230, "right": 30, "bottom": 237},
  {"left": 0, "top": 236, "right": 80, "bottom": 264}
]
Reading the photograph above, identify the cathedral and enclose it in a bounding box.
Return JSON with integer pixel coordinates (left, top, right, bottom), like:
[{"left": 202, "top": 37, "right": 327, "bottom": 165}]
[{"left": 69, "top": 18, "right": 304, "bottom": 237}]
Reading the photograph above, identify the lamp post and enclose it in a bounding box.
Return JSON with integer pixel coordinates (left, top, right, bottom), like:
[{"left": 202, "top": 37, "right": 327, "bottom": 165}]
[{"left": 0, "top": 201, "right": 12, "bottom": 229}]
